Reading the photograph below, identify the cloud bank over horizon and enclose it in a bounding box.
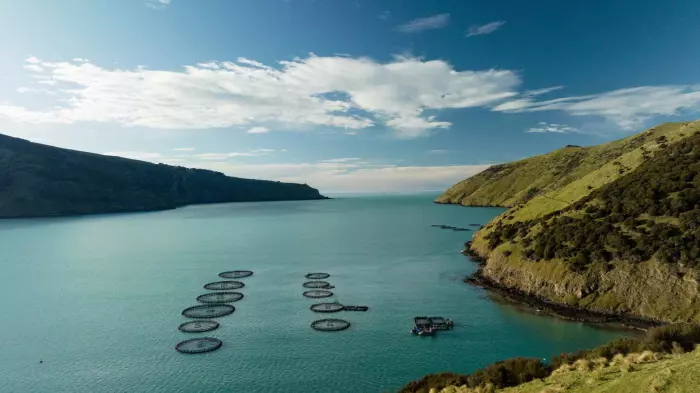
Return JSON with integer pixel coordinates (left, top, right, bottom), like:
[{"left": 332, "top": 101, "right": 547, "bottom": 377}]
[{"left": 3, "top": 54, "right": 699, "bottom": 140}]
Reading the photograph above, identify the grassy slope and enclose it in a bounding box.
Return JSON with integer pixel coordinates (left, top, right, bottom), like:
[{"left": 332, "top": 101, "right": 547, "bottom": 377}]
[
  {"left": 436, "top": 122, "right": 693, "bottom": 214},
  {"left": 438, "top": 120, "right": 700, "bottom": 323},
  {"left": 436, "top": 348, "right": 700, "bottom": 393}
]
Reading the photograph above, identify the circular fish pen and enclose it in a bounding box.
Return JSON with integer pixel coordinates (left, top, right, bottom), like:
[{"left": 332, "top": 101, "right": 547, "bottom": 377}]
[
  {"left": 175, "top": 337, "right": 222, "bottom": 354},
  {"left": 310, "top": 302, "right": 345, "bottom": 313},
  {"left": 219, "top": 270, "right": 254, "bottom": 279},
  {"left": 311, "top": 318, "right": 350, "bottom": 332},
  {"left": 197, "top": 292, "right": 244, "bottom": 304},
  {"left": 305, "top": 273, "right": 330, "bottom": 280},
  {"left": 182, "top": 304, "right": 235, "bottom": 319},
  {"left": 303, "top": 281, "right": 331, "bottom": 289},
  {"left": 178, "top": 320, "right": 220, "bottom": 333},
  {"left": 203, "top": 281, "right": 245, "bottom": 290},
  {"left": 303, "top": 289, "right": 333, "bottom": 298}
]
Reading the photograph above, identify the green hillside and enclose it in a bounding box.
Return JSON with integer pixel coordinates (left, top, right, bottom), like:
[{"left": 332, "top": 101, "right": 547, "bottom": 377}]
[
  {"left": 0, "top": 133, "right": 326, "bottom": 218},
  {"left": 437, "top": 120, "right": 700, "bottom": 323},
  {"left": 433, "top": 349, "right": 700, "bottom": 393},
  {"left": 401, "top": 323, "right": 700, "bottom": 393}
]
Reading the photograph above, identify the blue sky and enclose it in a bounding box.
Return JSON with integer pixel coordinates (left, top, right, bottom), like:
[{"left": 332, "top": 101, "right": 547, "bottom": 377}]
[{"left": 1, "top": 0, "right": 699, "bottom": 193}]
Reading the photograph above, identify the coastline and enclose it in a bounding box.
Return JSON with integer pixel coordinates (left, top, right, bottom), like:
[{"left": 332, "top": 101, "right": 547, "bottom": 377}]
[
  {"left": 0, "top": 195, "right": 331, "bottom": 220},
  {"left": 461, "top": 241, "right": 664, "bottom": 331}
]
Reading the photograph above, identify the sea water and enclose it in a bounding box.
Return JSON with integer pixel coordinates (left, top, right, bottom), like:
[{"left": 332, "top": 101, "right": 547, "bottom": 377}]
[{"left": 0, "top": 194, "right": 625, "bottom": 392}]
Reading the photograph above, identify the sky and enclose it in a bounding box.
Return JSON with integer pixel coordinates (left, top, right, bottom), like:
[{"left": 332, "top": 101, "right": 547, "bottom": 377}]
[{"left": 1, "top": 0, "right": 700, "bottom": 193}]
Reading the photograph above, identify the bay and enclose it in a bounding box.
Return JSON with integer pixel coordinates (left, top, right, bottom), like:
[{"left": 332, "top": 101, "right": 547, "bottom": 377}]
[{"left": 0, "top": 194, "right": 624, "bottom": 393}]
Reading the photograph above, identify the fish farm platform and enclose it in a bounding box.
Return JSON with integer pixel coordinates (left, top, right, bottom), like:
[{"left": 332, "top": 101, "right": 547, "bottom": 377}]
[{"left": 414, "top": 316, "right": 453, "bottom": 330}]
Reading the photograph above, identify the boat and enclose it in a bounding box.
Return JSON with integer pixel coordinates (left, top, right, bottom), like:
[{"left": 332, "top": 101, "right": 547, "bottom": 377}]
[{"left": 419, "top": 326, "right": 434, "bottom": 336}]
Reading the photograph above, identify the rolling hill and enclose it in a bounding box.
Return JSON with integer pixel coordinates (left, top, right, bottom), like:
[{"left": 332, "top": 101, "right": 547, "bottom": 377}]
[
  {"left": 0, "top": 133, "right": 326, "bottom": 218},
  {"left": 436, "top": 120, "right": 700, "bottom": 323}
]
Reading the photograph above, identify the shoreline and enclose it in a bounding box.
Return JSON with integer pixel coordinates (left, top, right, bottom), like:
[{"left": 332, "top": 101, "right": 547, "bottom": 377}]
[
  {"left": 461, "top": 243, "right": 664, "bottom": 331},
  {"left": 0, "top": 195, "right": 330, "bottom": 220}
]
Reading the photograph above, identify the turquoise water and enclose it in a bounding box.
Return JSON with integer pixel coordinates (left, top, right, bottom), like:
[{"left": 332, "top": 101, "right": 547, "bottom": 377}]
[{"left": 0, "top": 195, "right": 624, "bottom": 393}]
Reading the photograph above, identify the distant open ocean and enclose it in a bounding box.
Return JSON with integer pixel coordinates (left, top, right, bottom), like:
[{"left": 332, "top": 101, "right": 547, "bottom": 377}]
[{"left": 0, "top": 194, "right": 624, "bottom": 392}]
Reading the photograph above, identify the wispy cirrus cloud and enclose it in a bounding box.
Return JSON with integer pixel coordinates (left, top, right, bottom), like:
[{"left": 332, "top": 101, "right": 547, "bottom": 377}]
[
  {"left": 2, "top": 54, "right": 520, "bottom": 138},
  {"left": 173, "top": 147, "right": 195, "bottom": 151},
  {"left": 466, "top": 21, "right": 506, "bottom": 37},
  {"left": 378, "top": 10, "right": 391, "bottom": 20},
  {"left": 495, "top": 86, "right": 700, "bottom": 130},
  {"left": 526, "top": 122, "right": 579, "bottom": 133},
  {"left": 396, "top": 13, "right": 450, "bottom": 33}
]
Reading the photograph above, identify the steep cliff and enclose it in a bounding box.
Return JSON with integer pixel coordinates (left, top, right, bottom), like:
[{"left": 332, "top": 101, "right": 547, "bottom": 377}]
[{"left": 0, "top": 133, "right": 326, "bottom": 218}]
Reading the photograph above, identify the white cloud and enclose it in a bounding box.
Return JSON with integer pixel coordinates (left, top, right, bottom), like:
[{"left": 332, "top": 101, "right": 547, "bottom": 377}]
[
  {"left": 378, "top": 10, "right": 391, "bottom": 20},
  {"left": 105, "top": 148, "right": 275, "bottom": 162},
  {"left": 206, "top": 162, "right": 491, "bottom": 193},
  {"left": 24, "top": 64, "right": 43, "bottom": 73},
  {"left": 396, "top": 14, "right": 450, "bottom": 33},
  {"left": 494, "top": 86, "right": 700, "bottom": 130},
  {"left": 247, "top": 126, "right": 270, "bottom": 134},
  {"left": 25, "top": 56, "right": 41, "bottom": 64},
  {"left": 1, "top": 55, "right": 520, "bottom": 138},
  {"left": 524, "top": 86, "right": 563, "bottom": 97},
  {"left": 345, "top": 131, "right": 357, "bottom": 135},
  {"left": 94, "top": 151, "right": 489, "bottom": 193},
  {"left": 526, "top": 122, "right": 579, "bottom": 133},
  {"left": 16, "top": 87, "right": 56, "bottom": 95},
  {"left": 466, "top": 21, "right": 506, "bottom": 37},
  {"left": 319, "top": 157, "right": 362, "bottom": 163},
  {"left": 147, "top": 0, "right": 171, "bottom": 9},
  {"left": 428, "top": 149, "right": 448, "bottom": 154}
]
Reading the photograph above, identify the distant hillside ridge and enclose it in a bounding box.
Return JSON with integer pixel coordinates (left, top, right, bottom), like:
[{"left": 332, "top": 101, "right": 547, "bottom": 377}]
[
  {"left": 435, "top": 122, "right": 692, "bottom": 210},
  {"left": 0, "top": 133, "right": 327, "bottom": 218},
  {"left": 438, "top": 120, "right": 700, "bottom": 323}
]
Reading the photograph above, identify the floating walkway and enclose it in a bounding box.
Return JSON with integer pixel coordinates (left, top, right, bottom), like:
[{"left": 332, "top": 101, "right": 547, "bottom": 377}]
[
  {"left": 343, "top": 306, "right": 369, "bottom": 312},
  {"left": 310, "top": 302, "right": 345, "bottom": 313}
]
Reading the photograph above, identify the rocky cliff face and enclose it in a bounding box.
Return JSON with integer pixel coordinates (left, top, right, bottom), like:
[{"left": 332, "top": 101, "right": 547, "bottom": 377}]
[
  {"left": 471, "top": 231, "right": 700, "bottom": 323},
  {"left": 0, "top": 133, "right": 326, "bottom": 218}
]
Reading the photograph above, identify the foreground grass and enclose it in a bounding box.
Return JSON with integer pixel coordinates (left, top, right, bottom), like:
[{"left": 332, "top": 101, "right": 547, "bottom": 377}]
[{"left": 435, "top": 348, "right": 700, "bottom": 393}]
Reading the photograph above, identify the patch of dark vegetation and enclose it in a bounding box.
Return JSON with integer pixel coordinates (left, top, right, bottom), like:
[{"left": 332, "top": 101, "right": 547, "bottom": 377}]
[
  {"left": 485, "top": 132, "right": 700, "bottom": 272},
  {"left": 400, "top": 357, "right": 549, "bottom": 393},
  {"left": 551, "top": 323, "right": 700, "bottom": 368},
  {"left": 400, "top": 323, "right": 700, "bottom": 393}
]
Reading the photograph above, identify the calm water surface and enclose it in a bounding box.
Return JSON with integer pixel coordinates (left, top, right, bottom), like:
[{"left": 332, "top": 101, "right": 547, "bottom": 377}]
[{"left": 0, "top": 194, "right": 625, "bottom": 393}]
